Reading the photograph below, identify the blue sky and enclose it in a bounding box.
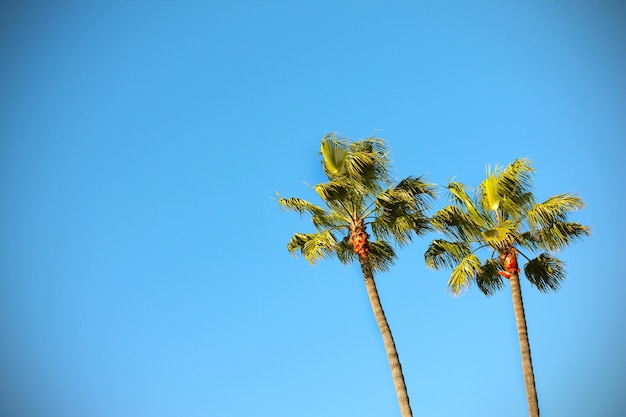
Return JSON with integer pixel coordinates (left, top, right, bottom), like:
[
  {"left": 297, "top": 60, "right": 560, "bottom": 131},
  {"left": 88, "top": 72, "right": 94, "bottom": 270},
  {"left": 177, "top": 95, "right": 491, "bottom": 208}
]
[{"left": 1, "top": 1, "right": 624, "bottom": 416}]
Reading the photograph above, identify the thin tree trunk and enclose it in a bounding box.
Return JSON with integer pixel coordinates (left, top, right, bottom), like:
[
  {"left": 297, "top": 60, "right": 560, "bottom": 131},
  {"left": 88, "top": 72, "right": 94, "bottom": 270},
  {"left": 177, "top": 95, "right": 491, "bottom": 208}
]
[
  {"left": 359, "top": 256, "right": 413, "bottom": 417},
  {"left": 510, "top": 273, "right": 540, "bottom": 417}
]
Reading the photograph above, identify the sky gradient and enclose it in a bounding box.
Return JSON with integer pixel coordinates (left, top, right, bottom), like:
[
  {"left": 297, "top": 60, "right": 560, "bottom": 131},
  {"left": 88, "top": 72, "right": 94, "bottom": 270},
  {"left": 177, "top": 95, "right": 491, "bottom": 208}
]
[{"left": 1, "top": 1, "right": 625, "bottom": 416}]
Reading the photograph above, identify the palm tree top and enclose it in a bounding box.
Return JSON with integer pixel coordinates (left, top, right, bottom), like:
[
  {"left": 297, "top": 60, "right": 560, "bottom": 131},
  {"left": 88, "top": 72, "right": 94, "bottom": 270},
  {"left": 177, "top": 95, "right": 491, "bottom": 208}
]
[
  {"left": 425, "top": 158, "right": 590, "bottom": 295},
  {"left": 279, "top": 133, "right": 435, "bottom": 272}
]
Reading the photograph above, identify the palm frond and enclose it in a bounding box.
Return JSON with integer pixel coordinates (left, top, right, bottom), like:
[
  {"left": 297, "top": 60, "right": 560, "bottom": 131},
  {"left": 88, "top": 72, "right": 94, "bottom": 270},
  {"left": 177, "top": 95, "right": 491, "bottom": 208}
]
[
  {"left": 529, "top": 221, "right": 591, "bottom": 252},
  {"left": 278, "top": 195, "right": 346, "bottom": 230},
  {"left": 368, "top": 240, "right": 397, "bottom": 272},
  {"left": 369, "top": 177, "right": 435, "bottom": 245},
  {"left": 357, "top": 137, "right": 389, "bottom": 172},
  {"left": 312, "top": 212, "right": 348, "bottom": 230},
  {"left": 524, "top": 253, "right": 566, "bottom": 292},
  {"left": 277, "top": 195, "right": 328, "bottom": 217},
  {"left": 431, "top": 205, "right": 485, "bottom": 241},
  {"left": 315, "top": 181, "right": 349, "bottom": 204},
  {"left": 475, "top": 258, "right": 506, "bottom": 296},
  {"left": 320, "top": 135, "right": 393, "bottom": 201},
  {"left": 336, "top": 236, "right": 358, "bottom": 265},
  {"left": 478, "top": 166, "right": 502, "bottom": 214},
  {"left": 526, "top": 193, "right": 586, "bottom": 231},
  {"left": 370, "top": 213, "right": 414, "bottom": 246},
  {"left": 498, "top": 158, "right": 535, "bottom": 217},
  {"left": 447, "top": 181, "right": 477, "bottom": 213},
  {"left": 481, "top": 220, "right": 518, "bottom": 249},
  {"left": 320, "top": 133, "right": 347, "bottom": 178},
  {"left": 424, "top": 239, "right": 472, "bottom": 270},
  {"left": 394, "top": 176, "right": 437, "bottom": 208},
  {"left": 343, "top": 138, "right": 391, "bottom": 193},
  {"left": 499, "top": 158, "right": 534, "bottom": 195},
  {"left": 287, "top": 230, "right": 338, "bottom": 264},
  {"left": 448, "top": 254, "right": 482, "bottom": 295}
]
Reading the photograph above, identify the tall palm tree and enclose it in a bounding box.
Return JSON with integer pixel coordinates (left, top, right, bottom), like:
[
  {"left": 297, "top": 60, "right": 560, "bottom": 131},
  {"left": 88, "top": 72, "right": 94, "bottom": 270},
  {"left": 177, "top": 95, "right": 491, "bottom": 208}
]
[
  {"left": 278, "top": 133, "right": 435, "bottom": 417},
  {"left": 424, "top": 158, "right": 590, "bottom": 417}
]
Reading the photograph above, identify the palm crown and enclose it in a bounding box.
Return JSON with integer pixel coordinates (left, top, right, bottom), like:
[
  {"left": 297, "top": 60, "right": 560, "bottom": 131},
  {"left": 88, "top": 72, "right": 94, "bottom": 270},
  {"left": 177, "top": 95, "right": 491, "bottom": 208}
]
[
  {"left": 278, "top": 133, "right": 435, "bottom": 271},
  {"left": 425, "top": 158, "right": 591, "bottom": 295}
]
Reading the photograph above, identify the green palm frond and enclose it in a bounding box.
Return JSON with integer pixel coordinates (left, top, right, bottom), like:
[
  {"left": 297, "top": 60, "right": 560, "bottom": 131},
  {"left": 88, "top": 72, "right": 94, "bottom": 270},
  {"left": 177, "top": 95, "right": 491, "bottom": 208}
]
[
  {"left": 336, "top": 236, "right": 358, "bottom": 265},
  {"left": 287, "top": 230, "right": 338, "bottom": 264},
  {"left": 475, "top": 258, "right": 506, "bottom": 296},
  {"left": 345, "top": 147, "right": 377, "bottom": 178},
  {"left": 431, "top": 205, "right": 485, "bottom": 241},
  {"left": 529, "top": 221, "right": 591, "bottom": 252},
  {"left": 370, "top": 212, "right": 432, "bottom": 247},
  {"left": 315, "top": 181, "right": 349, "bottom": 204},
  {"left": 370, "top": 177, "right": 435, "bottom": 245},
  {"left": 278, "top": 195, "right": 346, "bottom": 230},
  {"left": 447, "top": 181, "right": 477, "bottom": 213},
  {"left": 311, "top": 212, "right": 348, "bottom": 230},
  {"left": 448, "top": 254, "right": 482, "bottom": 295},
  {"left": 370, "top": 213, "right": 414, "bottom": 246},
  {"left": 368, "top": 240, "right": 397, "bottom": 272},
  {"left": 344, "top": 137, "right": 391, "bottom": 194},
  {"left": 278, "top": 195, "right": 327, "bottom": 217},
  {"left": 498, "top": 158, "right": 535, "bottom": 217},
  {"left": 392, "top": 176, "right": 438, "bottom": 209},
  {"left": 424, "top": 239, "right": 472, "bottom": 270},
  {"left": 524, "top": 253, "right": 566, "bottom": 292},
  {"left": 351, "top": 136, "right": 390, "bottom": 174},
  {"left": 320, "top": 134, "right": 392, "bottom": 198},
  {"left": 481, "top": 220, "right": 518, "bottom": 249},
  {"left": 499, "top": 158, "right": 534, "bottom": 195},
  {"left": 526, "top": 194, "right": 586, "bottom": 231},
  {"left": 352, "top": 135, "right": 388, "bottom": 155},
  {"left": 479, "top": 166, "right": 502, "bottom": 214},
  {"left": 320, "top": 133, "right": 347, "bottom": 178}
]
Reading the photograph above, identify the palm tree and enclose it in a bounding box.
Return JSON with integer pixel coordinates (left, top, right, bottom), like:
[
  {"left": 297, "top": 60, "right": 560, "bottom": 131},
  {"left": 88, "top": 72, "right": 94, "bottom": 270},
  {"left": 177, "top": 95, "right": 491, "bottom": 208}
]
[
  {"left": 424, "top": 158, "right": 590, "bottom": 417},
  {"left": 278, "top": 133, "right": 435, "bottom": 417}
]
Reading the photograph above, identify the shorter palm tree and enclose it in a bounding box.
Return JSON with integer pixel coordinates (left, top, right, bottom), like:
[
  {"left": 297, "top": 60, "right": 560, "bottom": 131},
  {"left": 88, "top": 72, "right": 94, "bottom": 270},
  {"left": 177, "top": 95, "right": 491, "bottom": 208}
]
[
  {"left": 278, "top": 133, "right": 435, "bottom": 417},
  {"left": 424, "top": 158, "right": 590, "bottom": 417}
]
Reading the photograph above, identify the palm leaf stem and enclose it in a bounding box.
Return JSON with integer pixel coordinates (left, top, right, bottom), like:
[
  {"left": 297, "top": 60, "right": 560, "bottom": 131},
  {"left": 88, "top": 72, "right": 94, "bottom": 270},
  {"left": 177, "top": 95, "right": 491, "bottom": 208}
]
[
  {"left": 517, "top": 249, "right": 532, "bottom": 262},
  {"left": 361, "top": 201, "right": 378, "bottom": 221},
  {"left": 473, "top": 243, "right": 492, "bottom": 253}
]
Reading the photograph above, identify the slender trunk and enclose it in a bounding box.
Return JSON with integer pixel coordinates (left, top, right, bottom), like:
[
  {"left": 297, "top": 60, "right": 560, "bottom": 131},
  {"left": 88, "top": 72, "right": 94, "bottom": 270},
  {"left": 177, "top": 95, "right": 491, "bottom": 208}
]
[
  {"left": 358, "top": 255, "right": 413, "bottom": 417},
  {"left": 510, "top": 273, "right": 540, "bottom": 417}
]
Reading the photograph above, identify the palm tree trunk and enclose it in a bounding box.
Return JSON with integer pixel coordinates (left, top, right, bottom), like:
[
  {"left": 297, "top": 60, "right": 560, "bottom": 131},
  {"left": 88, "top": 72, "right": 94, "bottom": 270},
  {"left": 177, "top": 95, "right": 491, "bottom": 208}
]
[
  {"left": 359, "top": 256, "right": 413, "bottom": 417},
  {"left": 510, "top": 273, "right": 540, "bottom": 417}
]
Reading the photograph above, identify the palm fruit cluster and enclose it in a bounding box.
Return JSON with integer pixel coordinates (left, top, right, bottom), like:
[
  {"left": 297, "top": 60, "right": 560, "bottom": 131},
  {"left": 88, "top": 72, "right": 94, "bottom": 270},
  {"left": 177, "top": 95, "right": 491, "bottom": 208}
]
[
  {"left": 497, "top": 248, "right": 519, "bottom": 279},
  {"left": 349, "top": 224, "right": 370, "bottom": 257}
]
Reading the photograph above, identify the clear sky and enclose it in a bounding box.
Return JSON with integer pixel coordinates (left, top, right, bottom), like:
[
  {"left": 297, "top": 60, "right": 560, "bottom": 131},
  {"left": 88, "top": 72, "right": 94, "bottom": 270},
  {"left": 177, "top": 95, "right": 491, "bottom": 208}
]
[{"left": 1, "top": 1, "right": 624, "bottom": 416}]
